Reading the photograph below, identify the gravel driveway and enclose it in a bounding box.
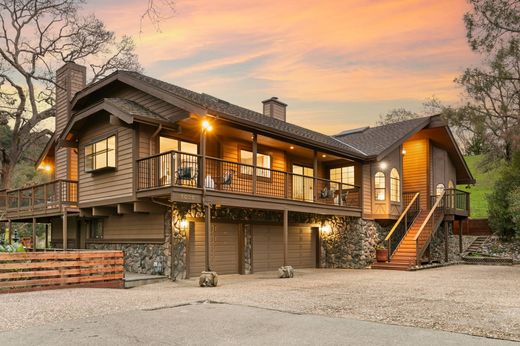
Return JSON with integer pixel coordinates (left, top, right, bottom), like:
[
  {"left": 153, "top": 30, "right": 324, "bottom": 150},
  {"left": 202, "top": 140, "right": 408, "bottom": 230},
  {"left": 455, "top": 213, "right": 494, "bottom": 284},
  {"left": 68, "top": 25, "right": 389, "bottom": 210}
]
[{"left": 0, "top": 265, "right": 519, "bottom": 342}]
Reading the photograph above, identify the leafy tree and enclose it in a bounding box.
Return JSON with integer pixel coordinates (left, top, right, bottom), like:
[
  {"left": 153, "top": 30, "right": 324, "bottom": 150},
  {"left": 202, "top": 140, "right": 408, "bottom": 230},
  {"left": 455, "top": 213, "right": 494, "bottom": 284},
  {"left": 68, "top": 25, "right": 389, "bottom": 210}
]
[
  {"left": 0, "top": 0, "right": 142, "bottom": 189},
  {"left": 488, "top": 151, "right": 520, "bottom": 239},
  {"left": 448, "top": 0, "right": 520, "bottom": 163}
]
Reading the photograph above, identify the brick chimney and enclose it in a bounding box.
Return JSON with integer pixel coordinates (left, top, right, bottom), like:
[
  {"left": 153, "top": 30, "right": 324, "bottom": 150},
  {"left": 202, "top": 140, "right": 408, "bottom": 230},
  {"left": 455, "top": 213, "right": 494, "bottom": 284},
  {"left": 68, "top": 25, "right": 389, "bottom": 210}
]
[
  {"left": 55, "top": 62, "right": 86, "bottom": 180},
  {"left": 262, "top": 97, "right": 287, "bottom": 122}
]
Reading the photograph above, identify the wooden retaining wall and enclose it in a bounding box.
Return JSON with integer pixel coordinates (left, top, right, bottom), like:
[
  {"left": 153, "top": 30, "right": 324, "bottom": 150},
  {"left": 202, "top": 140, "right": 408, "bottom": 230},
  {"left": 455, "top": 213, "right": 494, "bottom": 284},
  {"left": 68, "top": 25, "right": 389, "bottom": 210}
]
[
  {"left": 0, "top": 250, "right": 124, "bottom": 293},
  {"left": 454, "top": 219, "right": 492, "bottom": 236}
]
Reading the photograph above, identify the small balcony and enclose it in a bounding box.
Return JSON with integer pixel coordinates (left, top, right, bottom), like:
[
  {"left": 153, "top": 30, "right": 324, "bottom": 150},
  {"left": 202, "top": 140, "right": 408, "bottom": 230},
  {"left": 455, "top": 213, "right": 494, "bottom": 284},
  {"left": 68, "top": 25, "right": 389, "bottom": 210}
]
[
  {"left": 136, "top": 150, "right": 361, "bottom": 210},
  {"left": 0, "top": 180, "right": 78, "bottom": 220},
  {"left": 430, "top": 188, "right": 470, "bottom": 218}
]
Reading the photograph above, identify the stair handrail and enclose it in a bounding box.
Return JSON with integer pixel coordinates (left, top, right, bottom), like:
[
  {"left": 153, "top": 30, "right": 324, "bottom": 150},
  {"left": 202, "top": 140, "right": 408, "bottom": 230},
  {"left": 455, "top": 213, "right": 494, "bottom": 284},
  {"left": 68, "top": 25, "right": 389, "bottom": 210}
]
[
  {"left": 413, "top": 190, "right": 446, "bottom": 265},
  {"left": 384, "top": 192, "right": 420, "bottom": 258}
]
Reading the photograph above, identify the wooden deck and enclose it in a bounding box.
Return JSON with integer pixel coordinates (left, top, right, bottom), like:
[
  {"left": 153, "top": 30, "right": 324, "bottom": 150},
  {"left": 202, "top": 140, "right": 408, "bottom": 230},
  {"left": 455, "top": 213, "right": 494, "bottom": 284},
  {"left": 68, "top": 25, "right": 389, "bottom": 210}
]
[{"left": 0, "top": 180, "right": 78, "bottom": 221}]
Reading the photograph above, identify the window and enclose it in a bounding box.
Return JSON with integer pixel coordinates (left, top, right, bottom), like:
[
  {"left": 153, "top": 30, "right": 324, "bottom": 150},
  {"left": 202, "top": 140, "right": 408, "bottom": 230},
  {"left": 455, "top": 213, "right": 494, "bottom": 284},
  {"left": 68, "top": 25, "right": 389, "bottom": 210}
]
[
  {"left": 436, "top": 183, "right": 445, "bottom": 196},
  {"left": 375, "top": 172, "right": 385, "bottom": 201},
  {"left": 293, "top": 165, "right": 314, "bottom": 201},
  {"left": 240, "top": 150, "right": 271, "bottom": 178},
  {"left": 158, "top": 137, "right": 199, "bottom": 186},
  {"left": 87, "top": 219, "right": 103, "bottom": 240},
  {"left": 85, "top": 135, "right": 116, "bottom": 172},
  {"left": 329, "top": 166, "right": 355, "bottom": 186},
  {"left": 159, "top": 137, "right": 198, "bottom": 155},
  {"left": 390, "top": 168, "right": 400, "bottom": 202}
]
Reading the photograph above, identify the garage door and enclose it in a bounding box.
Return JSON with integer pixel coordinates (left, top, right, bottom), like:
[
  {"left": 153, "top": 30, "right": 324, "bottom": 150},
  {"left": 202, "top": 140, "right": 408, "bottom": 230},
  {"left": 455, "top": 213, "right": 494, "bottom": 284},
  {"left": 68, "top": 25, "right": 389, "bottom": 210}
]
[
  {"left": 252, "top": 225, "right": 317, "bottom": 272},
  {"left": 189, "top": 222, "right": 239, "bottom": 277}
]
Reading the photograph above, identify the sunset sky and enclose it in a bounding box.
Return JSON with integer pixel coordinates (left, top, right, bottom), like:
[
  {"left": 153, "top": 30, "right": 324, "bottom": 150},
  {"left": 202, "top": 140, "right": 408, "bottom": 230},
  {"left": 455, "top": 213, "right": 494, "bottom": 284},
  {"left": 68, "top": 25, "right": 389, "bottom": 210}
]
[{"left": 85, "top": 0, "right": 478, "bottom": 134}]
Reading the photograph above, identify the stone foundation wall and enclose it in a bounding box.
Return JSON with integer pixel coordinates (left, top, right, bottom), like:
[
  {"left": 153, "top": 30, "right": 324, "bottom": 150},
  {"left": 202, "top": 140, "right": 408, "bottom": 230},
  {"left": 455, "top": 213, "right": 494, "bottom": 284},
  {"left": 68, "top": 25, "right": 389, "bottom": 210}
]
[
  {"left": 319, "top": 217, "right": 384, "bottom": 268},
  {"left": 87, "top": 211, "right": 172, "bottom": 276},
  {"left": 244, "top": 224, "right": 252, "bottom": 275}
]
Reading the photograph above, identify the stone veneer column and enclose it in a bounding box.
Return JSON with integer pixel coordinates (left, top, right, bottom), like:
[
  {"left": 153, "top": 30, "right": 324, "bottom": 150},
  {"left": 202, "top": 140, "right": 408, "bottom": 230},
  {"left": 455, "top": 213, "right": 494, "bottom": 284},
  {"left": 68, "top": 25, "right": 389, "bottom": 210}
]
[{"left": 244, "top": 224, "right": 252, "bottom": 274}]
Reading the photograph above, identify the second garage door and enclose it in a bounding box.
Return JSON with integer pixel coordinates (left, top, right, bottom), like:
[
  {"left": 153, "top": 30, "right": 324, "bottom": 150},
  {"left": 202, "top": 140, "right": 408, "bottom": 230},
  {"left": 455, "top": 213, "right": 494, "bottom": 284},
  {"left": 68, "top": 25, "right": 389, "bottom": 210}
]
[{"left": 252, "top": 225, "right": 317, "bottom": 272}]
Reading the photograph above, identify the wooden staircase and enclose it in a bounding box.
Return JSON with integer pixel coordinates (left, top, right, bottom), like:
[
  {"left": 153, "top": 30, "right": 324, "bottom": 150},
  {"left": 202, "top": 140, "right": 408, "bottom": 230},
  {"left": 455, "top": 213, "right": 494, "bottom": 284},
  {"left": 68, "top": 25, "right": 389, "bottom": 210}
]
[{"left": 372, "top": 192, "right": 446, "bottom": 271}]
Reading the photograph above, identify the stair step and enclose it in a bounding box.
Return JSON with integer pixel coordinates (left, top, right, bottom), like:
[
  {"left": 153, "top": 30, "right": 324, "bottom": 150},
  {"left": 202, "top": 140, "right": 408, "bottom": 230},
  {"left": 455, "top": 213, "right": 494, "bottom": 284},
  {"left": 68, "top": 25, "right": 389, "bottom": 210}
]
[{"left": 372, "top": 263, "right": 410, "bottom": 271}]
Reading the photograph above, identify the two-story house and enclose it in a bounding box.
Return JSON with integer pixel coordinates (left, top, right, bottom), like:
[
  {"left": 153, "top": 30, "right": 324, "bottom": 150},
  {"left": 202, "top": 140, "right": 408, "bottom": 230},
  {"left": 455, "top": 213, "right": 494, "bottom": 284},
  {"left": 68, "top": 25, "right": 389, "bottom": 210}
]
[{"left": 0, "top": 63, "right": 474, "bottom": 276}]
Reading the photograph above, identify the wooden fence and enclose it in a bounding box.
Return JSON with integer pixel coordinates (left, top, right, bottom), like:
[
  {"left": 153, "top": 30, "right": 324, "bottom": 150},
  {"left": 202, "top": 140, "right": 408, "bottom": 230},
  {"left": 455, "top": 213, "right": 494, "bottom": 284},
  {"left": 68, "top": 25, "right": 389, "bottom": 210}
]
[
  {"left": 0, "top": 250, "right": 124, "bottom": 293},
  {"left": 454, "top": 219, "right": 492, "bottom": 236}
]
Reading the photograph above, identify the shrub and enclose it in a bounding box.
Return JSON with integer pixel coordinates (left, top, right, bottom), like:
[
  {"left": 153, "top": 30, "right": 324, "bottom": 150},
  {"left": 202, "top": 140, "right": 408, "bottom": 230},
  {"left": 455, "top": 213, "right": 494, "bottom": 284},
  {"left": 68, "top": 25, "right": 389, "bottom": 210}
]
[{"left": 488, "top": 152, "right": 520, "bottom": 239}]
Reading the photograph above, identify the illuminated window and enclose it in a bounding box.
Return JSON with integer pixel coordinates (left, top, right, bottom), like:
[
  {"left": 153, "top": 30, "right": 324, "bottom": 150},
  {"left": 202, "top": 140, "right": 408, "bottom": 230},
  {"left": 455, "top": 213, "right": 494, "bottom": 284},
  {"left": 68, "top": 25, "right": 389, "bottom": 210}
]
[
  {"left": 329, "top": 166, "right": 355, "bottom": 187},
  {"left": 375, "top": 172, "right": 385, "bottom": 201},
  {"left": 85, "top": 135, "right": 116, "bottom": 172},
  {"left": 436, "top": 183, "right": 445, "bottom": 196},
  {"left": 390, "top": 168, "right": 400, "bottom": 202},
  {"left": 240, "top": 150, "right": 271, "bottom": 178}
]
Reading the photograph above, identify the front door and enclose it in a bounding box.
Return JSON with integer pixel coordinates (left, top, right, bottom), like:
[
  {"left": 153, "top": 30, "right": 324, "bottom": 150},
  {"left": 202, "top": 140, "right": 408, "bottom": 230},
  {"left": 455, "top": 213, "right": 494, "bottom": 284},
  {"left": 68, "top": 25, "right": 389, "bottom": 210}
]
[{"left": 292, "top": 165, "right": 314, "bottom": 202}]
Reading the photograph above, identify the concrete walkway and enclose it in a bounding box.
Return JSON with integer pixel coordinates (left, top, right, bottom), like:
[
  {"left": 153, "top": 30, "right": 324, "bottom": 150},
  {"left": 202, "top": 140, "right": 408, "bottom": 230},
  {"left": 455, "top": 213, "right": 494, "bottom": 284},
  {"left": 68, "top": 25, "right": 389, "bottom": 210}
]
[{"left": 1, "top": 302, "right": 515, "bottom": 346}]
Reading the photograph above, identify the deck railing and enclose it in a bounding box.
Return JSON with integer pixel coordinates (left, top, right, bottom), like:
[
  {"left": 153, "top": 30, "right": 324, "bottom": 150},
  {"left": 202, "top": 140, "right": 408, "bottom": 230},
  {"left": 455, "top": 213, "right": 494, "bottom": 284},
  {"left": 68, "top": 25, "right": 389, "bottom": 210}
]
[
  {"left": 384, "top": 192, "right": 421, "bottom": 258},
  {"left": 0, "top": 180, "right": 78, "bottom": 215},
  {"left": 137, "top": 150, "right": 361, "bottom": 208},
  {"left": 430, "top": 188, "right": 470, "bottom": 214}
]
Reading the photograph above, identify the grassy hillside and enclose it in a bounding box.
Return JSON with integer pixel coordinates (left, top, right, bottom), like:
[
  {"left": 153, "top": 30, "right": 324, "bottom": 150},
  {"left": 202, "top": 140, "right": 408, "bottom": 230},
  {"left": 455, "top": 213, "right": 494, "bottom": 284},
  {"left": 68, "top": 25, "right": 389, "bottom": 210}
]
[{"left": 458, "top": 155, "right": 500, "bottom": 218}]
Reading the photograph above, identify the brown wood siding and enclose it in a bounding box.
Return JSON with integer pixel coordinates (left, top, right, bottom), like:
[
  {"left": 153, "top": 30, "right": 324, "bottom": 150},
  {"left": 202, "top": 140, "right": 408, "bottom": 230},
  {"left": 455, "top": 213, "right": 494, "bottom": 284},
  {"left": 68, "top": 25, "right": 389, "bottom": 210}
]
[
  {"left": 138, "top": 124, "right": 158, "bottom": 158},
  {"left": 78, "top": 118, "right": 134, "bottom": 204},
  {"left": 55, "top": 148, "right": 68, "bottom": 180},
  {"left": 403, "top": 138, "right": 429, "bottom": 209},
  {"left": 101, "top": 213, "right": 164, "bottom": 240},
  {"left": 431, "top": 145, "right": 457, "bottom": 192},
  {"left": 50, "top": 216, "right": 78, "bottom": 249}
]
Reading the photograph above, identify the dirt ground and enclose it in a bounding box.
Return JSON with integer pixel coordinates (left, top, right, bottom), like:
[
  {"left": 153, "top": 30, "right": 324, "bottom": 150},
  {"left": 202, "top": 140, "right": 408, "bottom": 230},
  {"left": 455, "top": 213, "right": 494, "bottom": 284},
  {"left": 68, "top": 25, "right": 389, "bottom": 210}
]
[{"left": 1, "top": 265, "right": 519, "bottom": 341}]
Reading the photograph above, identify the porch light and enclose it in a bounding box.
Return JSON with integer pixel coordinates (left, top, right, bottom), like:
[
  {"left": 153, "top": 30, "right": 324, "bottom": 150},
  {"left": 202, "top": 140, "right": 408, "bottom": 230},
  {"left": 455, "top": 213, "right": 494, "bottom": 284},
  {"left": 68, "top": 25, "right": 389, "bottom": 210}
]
[
  {"left": 322, "top": 154, "right": 327, "bottom": 158},
  {"left": 290, "top": 146, "right": 294, "bottom": 150},
  {"left": 379, "top": 162, "right": 388, "bottom": 170},
  {"left": 402, "top": 148, "right": 407, "bottom": 156},
  {"left": 38, "top": 164, "right": 52, "bottom": 173},
  {"left": 202, "top": 120, "right": 213, "bottom": 132},
  {"left": 320, "top": 224, "right": 332, "bottom": 235},
  {"left": 179, "top": 218, "right": 188, "bottom": 230}
]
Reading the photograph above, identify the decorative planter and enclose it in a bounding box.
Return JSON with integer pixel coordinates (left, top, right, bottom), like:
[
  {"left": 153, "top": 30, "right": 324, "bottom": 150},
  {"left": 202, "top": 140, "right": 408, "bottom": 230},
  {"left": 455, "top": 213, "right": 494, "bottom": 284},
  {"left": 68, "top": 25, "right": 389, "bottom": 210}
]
[{"left": 376, "top": 249, "right": 388, "bottom": 262}]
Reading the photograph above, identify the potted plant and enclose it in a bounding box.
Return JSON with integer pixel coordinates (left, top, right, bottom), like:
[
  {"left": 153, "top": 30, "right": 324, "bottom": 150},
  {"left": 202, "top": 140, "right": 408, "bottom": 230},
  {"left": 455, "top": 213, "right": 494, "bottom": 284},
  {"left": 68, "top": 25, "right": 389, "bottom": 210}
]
[{"left": 375, "top": 244, "right": 388, "bottom": 262}]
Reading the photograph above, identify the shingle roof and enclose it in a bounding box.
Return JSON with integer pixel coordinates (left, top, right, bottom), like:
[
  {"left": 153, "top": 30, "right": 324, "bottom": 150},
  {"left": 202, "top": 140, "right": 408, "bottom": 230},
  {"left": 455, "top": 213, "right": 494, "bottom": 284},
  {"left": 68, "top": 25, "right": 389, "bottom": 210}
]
[
  {"left": 334, "top": 117, "right": 431, "bottom": 157},
  {"left": 119, "top": 71, "right": 366, "bottom": 158},
  {"left": 104, "top": 98, "right": 166, "bottom": 121}
]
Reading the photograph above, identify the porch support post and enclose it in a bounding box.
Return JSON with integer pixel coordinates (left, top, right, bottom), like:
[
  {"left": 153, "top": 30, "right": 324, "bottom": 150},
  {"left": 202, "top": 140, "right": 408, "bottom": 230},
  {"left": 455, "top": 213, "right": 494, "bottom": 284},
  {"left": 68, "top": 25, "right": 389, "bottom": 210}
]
[
  {"left": 8, "top": 219, "right": 12, "bottom": 244},
  {"left": 32, "top": 218, "right": 36, "bottom": 252},
  {"left": 283, "top": 209, "right": 288, "bottom": 266},
  {"left": 313, "top": 150, "right": 318, "bottom": 202},
  {"left": 459, "top": 219, "right": 463, "bottom": 254},
  {"left": 62, "top": 210, "right": 68, "bottom": 250},
  {"left": 201, "top": 130, "right": 207, "bottom": 190},
  {"left": 252, "top": 133, "right": 257, "bottom": 195},
  {"left": 45, "top": 223, "right": 49, "bottom": 249},
  {"left": 444, "top": 221, "right": 449, "bottom": 262},
  {"left": 204, "top": 204, "right": 211, "bottom": 271}
]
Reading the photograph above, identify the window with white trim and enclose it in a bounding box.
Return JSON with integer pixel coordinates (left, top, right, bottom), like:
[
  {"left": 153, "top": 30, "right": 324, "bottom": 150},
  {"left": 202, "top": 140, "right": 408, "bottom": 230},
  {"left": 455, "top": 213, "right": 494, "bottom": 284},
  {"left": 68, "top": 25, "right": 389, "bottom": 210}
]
[
  {"left": 390, "top": 168, "right": 400, "bottom": 202},
  {"left": 375, "top": 171, "right": 385, "bottom": 201}
]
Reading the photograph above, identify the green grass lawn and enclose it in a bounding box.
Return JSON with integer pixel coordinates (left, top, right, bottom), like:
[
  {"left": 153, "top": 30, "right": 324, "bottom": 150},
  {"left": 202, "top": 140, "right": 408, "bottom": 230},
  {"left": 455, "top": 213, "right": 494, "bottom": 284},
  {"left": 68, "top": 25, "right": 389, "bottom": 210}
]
[{"left": 458, "top": 155, "right": 500, "bottom": 218}]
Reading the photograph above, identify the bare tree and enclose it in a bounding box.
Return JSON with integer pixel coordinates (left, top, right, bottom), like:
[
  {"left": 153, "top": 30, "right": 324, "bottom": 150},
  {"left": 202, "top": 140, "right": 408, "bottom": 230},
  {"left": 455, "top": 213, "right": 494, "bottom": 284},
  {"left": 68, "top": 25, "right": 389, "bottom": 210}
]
[
  {"left": 141, "top": 0, "right": 175, "bottom": 33},
  {"left": 0, "top": 0, "right": 141, "bottom": 188}
]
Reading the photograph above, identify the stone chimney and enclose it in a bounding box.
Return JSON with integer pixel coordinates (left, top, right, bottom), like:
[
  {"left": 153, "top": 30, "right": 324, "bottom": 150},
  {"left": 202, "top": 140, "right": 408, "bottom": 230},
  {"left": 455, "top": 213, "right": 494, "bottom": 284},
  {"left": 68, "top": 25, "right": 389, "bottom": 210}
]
[
  {"left": 55, "top": 62, "right": 86, "bottom": 180},
  {"left": 262, "top": 97, "right": 287, "bottom": 122}
]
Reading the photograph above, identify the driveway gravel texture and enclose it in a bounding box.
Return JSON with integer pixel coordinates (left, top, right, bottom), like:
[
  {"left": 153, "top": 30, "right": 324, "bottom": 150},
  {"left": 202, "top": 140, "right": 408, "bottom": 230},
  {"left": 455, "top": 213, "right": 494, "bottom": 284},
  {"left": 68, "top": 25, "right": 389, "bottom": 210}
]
[{"left": 0, "top": 265, "right": 519, "bottom": 342}]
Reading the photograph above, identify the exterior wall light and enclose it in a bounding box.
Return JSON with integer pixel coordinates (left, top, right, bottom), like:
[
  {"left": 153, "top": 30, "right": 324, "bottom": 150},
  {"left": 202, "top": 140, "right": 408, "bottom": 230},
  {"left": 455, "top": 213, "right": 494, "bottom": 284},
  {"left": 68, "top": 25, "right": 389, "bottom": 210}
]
[
  {"left": 179, "top": 218, "right": 189, "bottom": 230},
  {"left": 379, "top": 162, "right": 388, "bottom": 170},
  {"left": 202, "top": 120, "right": 213, "bottom": 132},
  {"left": 320, "top": 224, "right": 332, "bottom": 235},
  {"left": 402, "top": 148, "right": 407, "bottom": 156}
]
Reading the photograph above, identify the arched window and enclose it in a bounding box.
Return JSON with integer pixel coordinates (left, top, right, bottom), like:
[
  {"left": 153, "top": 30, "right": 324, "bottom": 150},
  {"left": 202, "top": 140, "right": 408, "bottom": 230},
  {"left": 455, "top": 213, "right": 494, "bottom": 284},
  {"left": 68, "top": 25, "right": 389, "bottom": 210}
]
[
  {"left": 390, "top": 168, "right": 400, "bottom": 202},
  {"left": 448, "top": 180, "right": 454, "bottom": 189},
  {"left": 436, "top": 183, "right": 445, "bottom": 196},
  {"left": 375, "top": 172, "right": 385, "bottom": 201}
]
